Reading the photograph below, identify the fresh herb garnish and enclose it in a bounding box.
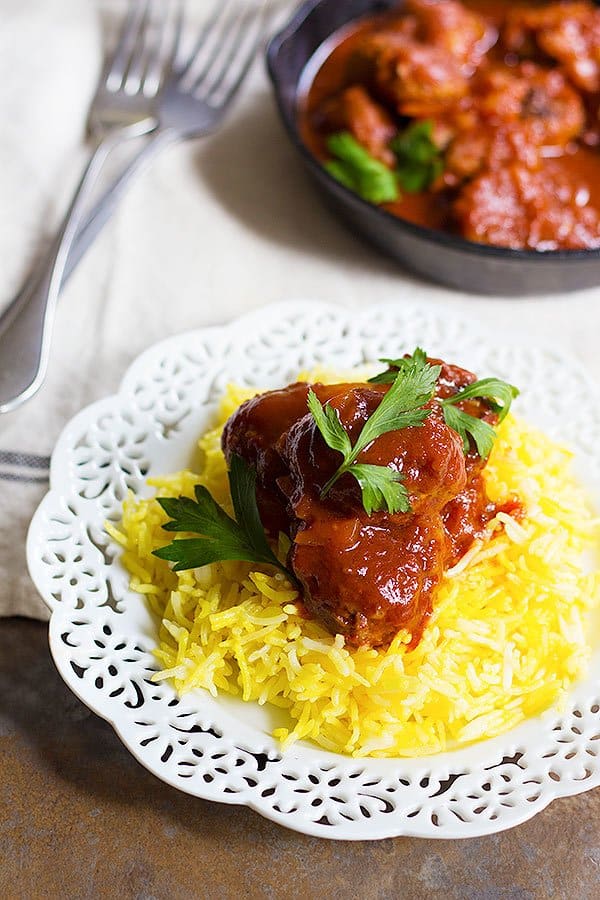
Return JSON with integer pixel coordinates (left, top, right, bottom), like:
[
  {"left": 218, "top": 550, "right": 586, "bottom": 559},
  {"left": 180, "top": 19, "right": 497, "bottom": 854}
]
[
  {"left": 391, "top": 120, "right": 444, "bottom": 193},
  {"left": 325, "top": 132, "right": 400, "bottom": 204},
  {"left": 439, "top": 377, "right": 519, "bottom": 419},
  {"left": 153, "top": 454, "right": 294, "bottom": 578},
  {"left": 369, "top": 354, "right": 519, "bottom": 460},
  {"left": 308, "top": 354, "right": 441, "bottom": 515},
  {"left": 439, "top": 404, "right": 497, "bottom": 459},
  {"left": 367, "top": 347, "right": 429, "bottom": 384},
  {"left": 324, "top": 121, "right": 444, "bottom": 205},
  {"left": 439, "top": 378, "right": 520, "bottom": 458}
]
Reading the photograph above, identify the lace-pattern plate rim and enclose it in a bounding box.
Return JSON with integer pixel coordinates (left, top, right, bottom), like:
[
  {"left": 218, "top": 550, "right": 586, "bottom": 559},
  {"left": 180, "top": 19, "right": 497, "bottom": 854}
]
[{"left": 27, "top": 299, "right": 600, "bottom": 841}]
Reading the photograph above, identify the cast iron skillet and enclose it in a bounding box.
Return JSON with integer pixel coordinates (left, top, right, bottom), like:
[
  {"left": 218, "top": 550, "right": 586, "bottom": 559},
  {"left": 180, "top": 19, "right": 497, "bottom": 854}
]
[{"left": 266, "top": 0, "right": 600, "bottom": 295}]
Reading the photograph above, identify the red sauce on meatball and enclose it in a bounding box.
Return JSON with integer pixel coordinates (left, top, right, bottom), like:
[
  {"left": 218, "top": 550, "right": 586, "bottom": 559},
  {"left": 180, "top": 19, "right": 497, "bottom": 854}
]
[{"left": 222, "top": 359, "right": 516, "bottom": 648}]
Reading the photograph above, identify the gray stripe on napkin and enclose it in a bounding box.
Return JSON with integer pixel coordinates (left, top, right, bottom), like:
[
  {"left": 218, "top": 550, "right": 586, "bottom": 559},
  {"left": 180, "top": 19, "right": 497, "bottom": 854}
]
[
  {"left": 0, "top": 451, "right": 51, "bottom": 469},
  {"left": 0, "top": 470, "right": 50, "bottom": 484}
]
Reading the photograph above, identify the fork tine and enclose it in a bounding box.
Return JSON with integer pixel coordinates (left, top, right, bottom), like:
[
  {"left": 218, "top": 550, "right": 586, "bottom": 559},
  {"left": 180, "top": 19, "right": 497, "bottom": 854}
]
[
  {"left": 178, "top": 0, "right": 233, "bottom": 83},
  {"left": 105, "top": 0, "right": 150, "bottom": 92},
  {"left": 188, "top": 4, "right": 255, "bottom": 97},
  {"left": 169, "top": 0, "right": 186, "bottom": 68},
  {"left": 136, "top": 0, "right": 173, "bottom": 96},
  {"left": 196, "top": 9, "right": 250, "bottom": 100},
  {"left": 207, "top": 1, "right": 271, "bottom": 107},
  {"left": 121, "top": 0, "right": 157, "bottom": 94},
  {"left": 129, "top": 0, "right": 186, "bottom": 98}
]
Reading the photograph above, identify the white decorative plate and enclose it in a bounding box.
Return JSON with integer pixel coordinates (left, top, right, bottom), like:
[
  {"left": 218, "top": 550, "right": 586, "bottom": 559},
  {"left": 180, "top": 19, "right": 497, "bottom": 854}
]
[{"left": 28, "top": 300, "right": 600, "bottom": 840}]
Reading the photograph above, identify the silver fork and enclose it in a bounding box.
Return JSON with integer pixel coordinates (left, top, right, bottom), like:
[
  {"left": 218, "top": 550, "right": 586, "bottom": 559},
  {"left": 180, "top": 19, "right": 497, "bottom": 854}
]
[
  {"left": 0, "top": 0, "right": 183, "bottom": 415},
  {"left": 0, "top": 0, "right": 272, "bottom": 416},
  {"left": 68, "top": 0, "right": 273, "bottom": 279}
]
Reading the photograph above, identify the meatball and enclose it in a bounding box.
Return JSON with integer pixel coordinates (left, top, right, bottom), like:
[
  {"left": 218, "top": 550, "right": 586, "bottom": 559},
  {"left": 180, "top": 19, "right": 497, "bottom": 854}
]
[
  {"left": 279, "top": 389, "right": 467, "bottom": 648},
  {"left": 474, "top": 64, "right": 585, "bottom": 145},
  {"left": 222, "top": 362, "right": 505, "bottom": 649},
  {"left": 279, "top": 391, "right": 467, "bottom": 518},
  {"left": 406, "top": 0, "right": 497, "bottom": 71},
  {"left": 504, "top": 2, "right": 600, "bottom": 94},
  {"left": 454, "top": 162, "right": 600, "bottom": 250},
  {"left": 290, "top": 510, "right": 449, "bottom": 648},
  {"left": 352, "top": 30, "right": 469, "bottom": 117},
  {"left": 345, "top": 1, "right": 495, "bottom": 123},
  {"left": 444, "top": 64, "right": 585, "bottom": 183},
  {"left": 221, "top": 381, "right": 379, "bottom": 535},
  {"left": 221, "top": 382, "right": 311, "bottom": 536},
  {"left": 316, "top": 85, "right": 398, "bottom": 166}
]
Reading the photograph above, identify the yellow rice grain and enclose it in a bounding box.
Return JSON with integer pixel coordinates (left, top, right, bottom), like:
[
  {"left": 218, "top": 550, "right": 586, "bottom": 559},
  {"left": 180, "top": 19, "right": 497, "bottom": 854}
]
[{"left": 112, "top": 380, "right": 600, "bottom": 758}]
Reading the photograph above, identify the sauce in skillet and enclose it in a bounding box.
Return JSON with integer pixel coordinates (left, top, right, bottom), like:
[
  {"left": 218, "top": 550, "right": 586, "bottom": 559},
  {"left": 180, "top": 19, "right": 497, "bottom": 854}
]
[{"left": 298, "top": 0, "right": 600, "bottom": 250}]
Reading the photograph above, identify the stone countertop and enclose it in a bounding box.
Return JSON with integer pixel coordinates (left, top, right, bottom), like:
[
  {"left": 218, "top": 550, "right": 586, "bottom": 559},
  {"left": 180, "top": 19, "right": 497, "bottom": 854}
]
[{"left": 1, "top": 619, "right": 599, "bottom": 900}]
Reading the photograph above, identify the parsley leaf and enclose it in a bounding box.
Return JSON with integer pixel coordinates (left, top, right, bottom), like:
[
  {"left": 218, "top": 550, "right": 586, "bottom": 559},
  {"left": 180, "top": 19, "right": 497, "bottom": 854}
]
[
  {"left": 324, "top": 122, "right": 444, "bottom": 205},
  {"left": 439, "top": 377, "right": 519, "bottom": 458},
  {"left": 441, "top": 404, "right": 497, "bottom": 458},
  {"left": 368, "top": 347, "right": 429, "bottom": 384},
  {"left": 309, "top": 354, "right": 439, "bottom": 515},
  {"left": 391, "top": 120, "right": 444, "bottom": 193},
  {"left": 153, "top": 454, "right": 293, "bottom": 578},
  {"left": 350, "top": 464, "right": 411, "bottom": 516},
  {"left": 369, "top": 352, "right": 519, "bottom": 459},
  {"left": 440, "top": 377, "right": 519, "bottom": 423},
  {"left": 307, "top": 389, "right": 352, "bottom": 458},
  {"left": 355, "top": 357, "right": 441, "bottom": 454},
  {"left": 325, "top": 132, "right": 400, "bottom": 204}
]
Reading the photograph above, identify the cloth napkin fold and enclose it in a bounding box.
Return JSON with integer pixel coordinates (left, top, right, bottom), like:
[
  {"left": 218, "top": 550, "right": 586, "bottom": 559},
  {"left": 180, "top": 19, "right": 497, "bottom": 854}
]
[{"left": 2, "top": 0, "right": 600, "bottom": 620}]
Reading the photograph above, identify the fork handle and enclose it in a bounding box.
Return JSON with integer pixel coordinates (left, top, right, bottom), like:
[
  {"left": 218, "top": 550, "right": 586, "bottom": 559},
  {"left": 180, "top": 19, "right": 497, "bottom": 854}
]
[
  {"left": 62, "top": 129, "right": 176, "bottom": 286},
  {"left": 0, "top": 137, "right": 122, "bottom": 415}
]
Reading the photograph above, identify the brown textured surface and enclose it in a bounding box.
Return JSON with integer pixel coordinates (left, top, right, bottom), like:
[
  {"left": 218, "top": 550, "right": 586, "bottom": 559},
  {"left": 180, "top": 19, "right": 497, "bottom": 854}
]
[{"left": 1, "top": 618, "right": 599, "bottom": 900}]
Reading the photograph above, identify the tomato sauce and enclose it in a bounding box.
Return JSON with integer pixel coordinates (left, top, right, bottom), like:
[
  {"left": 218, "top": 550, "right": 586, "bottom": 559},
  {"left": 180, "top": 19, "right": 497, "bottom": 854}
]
[
  {"left": 222, "top": 359, "right": 512, "bottom": 649},
  {"left": 298, "top": 0, "right": 600, "bottom": 249}
]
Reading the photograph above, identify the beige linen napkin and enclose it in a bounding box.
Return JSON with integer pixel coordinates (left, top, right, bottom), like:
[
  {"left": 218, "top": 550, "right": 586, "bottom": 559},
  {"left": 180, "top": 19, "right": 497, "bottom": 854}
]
[{"left": 2, "top": 0, "right": 600, "bottom": 620}]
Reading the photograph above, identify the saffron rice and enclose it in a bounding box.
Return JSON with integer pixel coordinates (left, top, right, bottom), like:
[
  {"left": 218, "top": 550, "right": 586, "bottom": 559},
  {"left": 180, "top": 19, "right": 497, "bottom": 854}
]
[{"left": 107, "top": 377, "right": 600, "bottom": 758}]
